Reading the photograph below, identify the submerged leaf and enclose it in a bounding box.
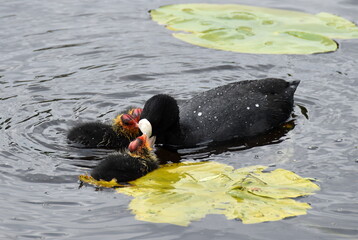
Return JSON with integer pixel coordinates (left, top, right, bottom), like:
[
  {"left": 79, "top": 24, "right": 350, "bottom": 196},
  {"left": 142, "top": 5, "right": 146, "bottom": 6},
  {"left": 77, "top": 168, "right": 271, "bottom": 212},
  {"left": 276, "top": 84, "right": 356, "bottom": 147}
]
[
  {"left": 79, "top": 174, "right": 127, "bottom": 188},
  {"left": 117, "top": 161, "right": 320, "bottom": 226},
  {"left": 150, "top": 4, "right": 358, "bottom": 54}
]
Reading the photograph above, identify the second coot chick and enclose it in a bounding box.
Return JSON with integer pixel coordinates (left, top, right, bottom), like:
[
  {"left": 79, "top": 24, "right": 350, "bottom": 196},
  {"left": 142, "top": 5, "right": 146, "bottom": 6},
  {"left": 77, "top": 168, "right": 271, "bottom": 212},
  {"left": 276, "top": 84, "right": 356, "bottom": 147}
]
[{"left": 90, "top": 134, "right": 158, "bottom": 182}]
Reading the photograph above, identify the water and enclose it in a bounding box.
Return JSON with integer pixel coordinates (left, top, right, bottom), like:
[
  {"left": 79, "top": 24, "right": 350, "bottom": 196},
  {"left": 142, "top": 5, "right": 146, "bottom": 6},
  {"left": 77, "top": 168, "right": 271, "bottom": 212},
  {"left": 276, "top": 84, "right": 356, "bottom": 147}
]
[{"left": 1, "top": 0, "right": 357, "bottom": 239}]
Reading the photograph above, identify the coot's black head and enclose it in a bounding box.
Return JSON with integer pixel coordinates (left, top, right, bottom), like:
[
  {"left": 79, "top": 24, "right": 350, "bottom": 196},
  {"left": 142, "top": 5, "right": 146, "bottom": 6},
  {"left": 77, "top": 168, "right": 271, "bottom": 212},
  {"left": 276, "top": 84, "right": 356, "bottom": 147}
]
[{"left": 139, "top": 94, "right": 180, "bottom": 137}]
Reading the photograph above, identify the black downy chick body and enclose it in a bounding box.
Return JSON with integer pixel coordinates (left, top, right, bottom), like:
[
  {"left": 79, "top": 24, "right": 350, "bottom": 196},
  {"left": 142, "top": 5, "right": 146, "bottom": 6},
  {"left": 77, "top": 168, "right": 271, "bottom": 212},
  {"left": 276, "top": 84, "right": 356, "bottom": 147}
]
[
  {"left": 67, "top": 108, "right": 142, "bottom": 149},
  {"left": 90, "top": 135, "right": 158, "bottom": 182},
  {"left": 67, "top": 122, "right": 128, "bottom": 149}
]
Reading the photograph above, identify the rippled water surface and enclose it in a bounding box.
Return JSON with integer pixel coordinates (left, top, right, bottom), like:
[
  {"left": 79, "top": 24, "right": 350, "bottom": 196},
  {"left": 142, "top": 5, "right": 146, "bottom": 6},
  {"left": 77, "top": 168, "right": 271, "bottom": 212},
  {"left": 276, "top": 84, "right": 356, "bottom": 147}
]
[{"left": 1, "top": 0, "right": 357, "bottom": 239}]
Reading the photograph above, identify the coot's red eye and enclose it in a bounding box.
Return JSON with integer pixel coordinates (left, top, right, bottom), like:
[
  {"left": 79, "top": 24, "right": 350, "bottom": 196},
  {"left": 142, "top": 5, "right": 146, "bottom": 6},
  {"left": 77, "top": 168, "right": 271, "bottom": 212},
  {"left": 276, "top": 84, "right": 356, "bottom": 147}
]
[{"left": 121, "top": 114, "right": 135, "bottom": 126}]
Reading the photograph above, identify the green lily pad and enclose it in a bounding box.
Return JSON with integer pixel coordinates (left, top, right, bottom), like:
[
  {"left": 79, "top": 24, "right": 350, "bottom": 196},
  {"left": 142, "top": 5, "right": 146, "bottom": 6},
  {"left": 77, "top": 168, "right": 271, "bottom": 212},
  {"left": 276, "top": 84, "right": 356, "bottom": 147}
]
[
  {"left": 116, "top": 161, "right": 319, "bottom": 226},
  {"left": 150, "top": 4, "right": 358, "bottom": 54}
]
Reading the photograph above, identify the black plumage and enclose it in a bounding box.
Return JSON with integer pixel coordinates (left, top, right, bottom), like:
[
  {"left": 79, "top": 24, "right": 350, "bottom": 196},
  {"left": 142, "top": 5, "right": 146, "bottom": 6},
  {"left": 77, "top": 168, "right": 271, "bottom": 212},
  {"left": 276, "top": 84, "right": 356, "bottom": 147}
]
[
  {"left": 67, "top": 122, "right": 129, "bottom": 149},
  {"left": 140, "top": 78, "right": 300, "bottom": 147},
  {"left": 91, "top": 153, "right": 158, "bottom": 182}
]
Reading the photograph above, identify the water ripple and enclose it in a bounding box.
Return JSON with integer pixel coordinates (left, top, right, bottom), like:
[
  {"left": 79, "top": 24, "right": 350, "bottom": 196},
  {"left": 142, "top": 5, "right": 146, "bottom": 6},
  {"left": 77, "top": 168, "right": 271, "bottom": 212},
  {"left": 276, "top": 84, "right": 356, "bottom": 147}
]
[
  {"left": 34, "top": 42, "right": 90, "bottom": 52},
  {"left": 0, "top": 0, "right": 357, "bottom": 239}
]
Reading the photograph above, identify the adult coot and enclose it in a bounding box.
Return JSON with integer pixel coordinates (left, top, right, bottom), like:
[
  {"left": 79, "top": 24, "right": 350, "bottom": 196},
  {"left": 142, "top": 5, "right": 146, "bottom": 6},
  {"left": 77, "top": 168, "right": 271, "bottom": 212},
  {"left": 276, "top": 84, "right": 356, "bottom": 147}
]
[
  {"left": 67, "top": 108, "right": 142, "bottom": 149},
  {"left": 137, "top": 78, "right": 300, "bottom": 148}
]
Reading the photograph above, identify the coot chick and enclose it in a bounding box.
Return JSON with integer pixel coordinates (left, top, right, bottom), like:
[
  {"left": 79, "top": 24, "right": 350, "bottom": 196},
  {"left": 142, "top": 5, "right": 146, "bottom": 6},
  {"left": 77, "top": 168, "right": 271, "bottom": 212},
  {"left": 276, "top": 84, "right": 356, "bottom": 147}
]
[
  {"left": 137, "top": 78, "right": 300, "bottom": 148},
  {"left": 91, "top": 134, "right": 158, "bottom": 182},
  {"left": 67, "top": 108, "right": 142, "bottom": 149}
]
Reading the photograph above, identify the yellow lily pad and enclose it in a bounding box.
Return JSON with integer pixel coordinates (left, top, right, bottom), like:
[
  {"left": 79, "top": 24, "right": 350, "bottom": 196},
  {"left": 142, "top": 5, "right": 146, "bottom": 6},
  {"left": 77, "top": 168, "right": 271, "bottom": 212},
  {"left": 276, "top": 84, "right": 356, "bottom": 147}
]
[
  {"left": 150, "top": 4, "right": 358, "bottom": 54},
  {"left": 117, "top": 161, "right": 320, "bottom": 226}
]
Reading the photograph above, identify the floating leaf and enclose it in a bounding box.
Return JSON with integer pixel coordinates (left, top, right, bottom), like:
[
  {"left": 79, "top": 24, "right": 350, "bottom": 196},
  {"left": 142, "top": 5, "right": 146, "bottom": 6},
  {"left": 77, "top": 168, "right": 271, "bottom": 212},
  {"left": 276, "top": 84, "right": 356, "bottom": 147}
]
[
  {"left": 150, "top": 4, "right": 358, "bottom": 54},
  {"left": 79, "top": 174, "right": 127, "bottom": 188},
  {"left": 116, "top": 161, "right": 320, "bottom": 226}
]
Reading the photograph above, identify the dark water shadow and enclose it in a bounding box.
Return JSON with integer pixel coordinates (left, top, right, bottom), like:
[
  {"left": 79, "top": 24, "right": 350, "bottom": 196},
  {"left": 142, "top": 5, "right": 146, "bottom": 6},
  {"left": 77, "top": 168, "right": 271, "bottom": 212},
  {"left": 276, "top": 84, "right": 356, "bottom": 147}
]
[{"left": 156, "top": 119, "right": 296, "bottom": 164}]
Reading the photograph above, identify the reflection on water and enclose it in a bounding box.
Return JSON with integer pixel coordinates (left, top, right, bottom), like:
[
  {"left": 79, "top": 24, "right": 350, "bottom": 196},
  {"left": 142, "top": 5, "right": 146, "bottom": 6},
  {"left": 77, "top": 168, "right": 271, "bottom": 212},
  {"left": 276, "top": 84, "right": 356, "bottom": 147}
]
[
  {"left": 1, "top": 0, "right": 358, "bottom": 239},
  {"left": 165, "top": 119, "right": 297, "bottom": 162}
]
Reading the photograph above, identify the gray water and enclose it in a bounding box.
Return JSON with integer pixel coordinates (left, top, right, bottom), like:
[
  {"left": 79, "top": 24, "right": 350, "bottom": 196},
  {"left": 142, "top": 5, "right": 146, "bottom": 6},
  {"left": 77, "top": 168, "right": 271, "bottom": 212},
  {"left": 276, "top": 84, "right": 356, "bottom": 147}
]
[{"left": 1, "top": 0, "right": 357, "bottom": 239}]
